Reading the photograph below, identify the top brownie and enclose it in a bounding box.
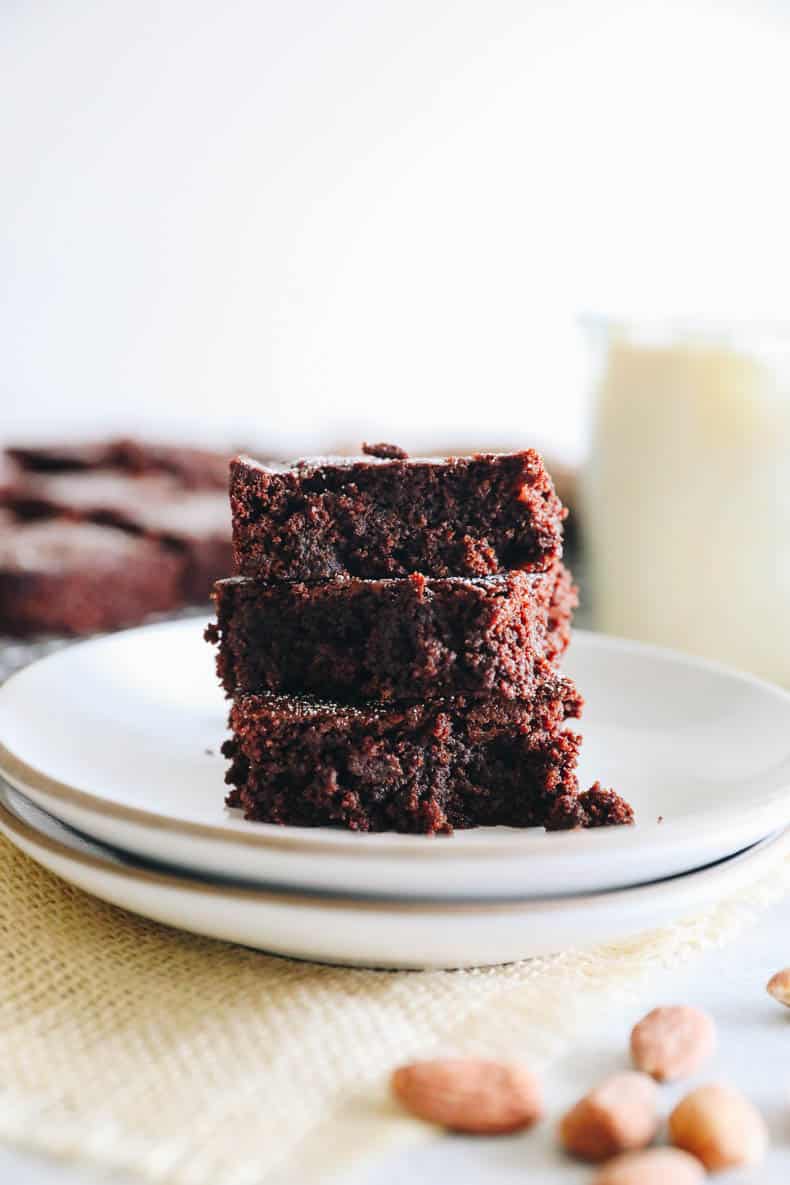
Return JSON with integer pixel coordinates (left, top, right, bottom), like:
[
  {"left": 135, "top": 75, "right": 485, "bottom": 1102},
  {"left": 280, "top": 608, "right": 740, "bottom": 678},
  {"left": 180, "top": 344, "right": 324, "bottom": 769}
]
[{"left": 231, "top": 449, "right": 565, "bottom": 581}]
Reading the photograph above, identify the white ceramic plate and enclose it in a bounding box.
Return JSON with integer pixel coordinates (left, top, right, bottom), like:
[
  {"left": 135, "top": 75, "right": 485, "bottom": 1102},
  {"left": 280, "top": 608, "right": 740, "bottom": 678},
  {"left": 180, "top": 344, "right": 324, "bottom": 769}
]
[
  {"left": 2, "top": 784, "right": 787, "bottom": 970},
  {"left": 1, "top": 619, "right": 790, "bottom": 899}
]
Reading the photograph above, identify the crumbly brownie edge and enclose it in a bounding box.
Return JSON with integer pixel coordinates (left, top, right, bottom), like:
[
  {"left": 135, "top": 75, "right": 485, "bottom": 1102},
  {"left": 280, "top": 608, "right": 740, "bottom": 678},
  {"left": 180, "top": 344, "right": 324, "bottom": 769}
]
[
  {"left": 545, "top": 782, "right": 635, "bottom": 829},
  {"left": 544, "top": 559, "right": 579, "bottom": 665}
]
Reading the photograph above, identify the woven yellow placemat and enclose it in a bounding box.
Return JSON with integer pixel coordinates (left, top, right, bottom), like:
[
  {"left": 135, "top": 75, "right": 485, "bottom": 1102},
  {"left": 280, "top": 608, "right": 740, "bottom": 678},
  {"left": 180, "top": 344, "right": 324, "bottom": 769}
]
[{"left": 0, "top": 834, "right": 787, "bottom": 1185}]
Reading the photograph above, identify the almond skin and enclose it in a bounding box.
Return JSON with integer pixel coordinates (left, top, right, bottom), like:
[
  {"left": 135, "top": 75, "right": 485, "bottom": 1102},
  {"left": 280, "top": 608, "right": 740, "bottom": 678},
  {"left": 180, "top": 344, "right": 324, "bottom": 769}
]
[
  {"left": 592, "top": 1147, "right": 705, "bottom": 1185},
  {"left": 390, "top": 1058, "right": 543, "bottom": 1134},
  {"left": 630, "top": 1005, "right": 716, "bottom": 1082},
  {"left": 559, "top": 1072, "right": 659, "bottom": 1162},
  {"left": 669, "top": 1083, "right": 768, "bottom": 1170},
  {"left": 767, "top": 968, "right": 790, "bottom": 1007}
]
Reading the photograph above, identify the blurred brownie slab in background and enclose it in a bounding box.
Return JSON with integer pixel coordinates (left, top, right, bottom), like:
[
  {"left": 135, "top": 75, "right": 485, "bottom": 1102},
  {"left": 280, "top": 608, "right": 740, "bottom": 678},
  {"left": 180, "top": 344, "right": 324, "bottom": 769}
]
[
  {"left": 7, "top": 437, "right": 231, "bottom": 488},
  {"left": 208, "top": 560, "right": 577, "bottom": 701},
  {"left": 7, "top": 471, "right": 231, "bottom": 601},
  {"left": 0, "top": 453, "right": 23, "bottom": 502},
  {"left": 7, "top": 470, "right": 185, "bottom": 527},
  {"left": 132, "top": 492, "right": 233, "bottom": 602},
  {"left": 0, "top": 439, "right": 241, "bottom": 636},
  {"left": 0, "top": 515, "right": 184, "bottom": 636}
]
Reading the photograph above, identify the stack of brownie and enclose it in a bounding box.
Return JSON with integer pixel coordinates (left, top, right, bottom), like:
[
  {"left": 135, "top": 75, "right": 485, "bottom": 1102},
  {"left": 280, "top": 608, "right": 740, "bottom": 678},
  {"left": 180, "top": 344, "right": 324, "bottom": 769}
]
[
  {"left": 207, "top": 444, "right": 633, "bottom": 835},
  {"left": 0, "top": 439, "right": 236, "bottom": 636}
]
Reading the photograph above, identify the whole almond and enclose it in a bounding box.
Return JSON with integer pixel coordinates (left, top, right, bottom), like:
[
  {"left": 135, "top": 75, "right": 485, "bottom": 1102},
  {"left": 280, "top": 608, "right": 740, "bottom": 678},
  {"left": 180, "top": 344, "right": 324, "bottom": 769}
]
[
  {"left": 592, "top": 1147, "right": 705, "bottom": 1185},
  {"left": 559, "top": 1072, "right": 659, "bottom": 1162},
  {"left": 390, "top": 1058, "right": 543, "bottom": 1133},
  {"left": 669, "top": 1083, "right": 768, "bottom": 1170},
  {"left": 767, "top": 968, "right": 790, "bottom": 1006},
  {"left": 630, "top": 1005, "right": 716, "bottom": 1081}
]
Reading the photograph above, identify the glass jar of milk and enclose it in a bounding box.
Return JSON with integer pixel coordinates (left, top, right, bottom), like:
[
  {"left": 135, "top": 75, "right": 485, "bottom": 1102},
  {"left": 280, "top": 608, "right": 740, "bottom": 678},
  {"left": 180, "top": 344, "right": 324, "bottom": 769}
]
[{"left": 582, "top": 319, "right": 790, "bottom": 685}]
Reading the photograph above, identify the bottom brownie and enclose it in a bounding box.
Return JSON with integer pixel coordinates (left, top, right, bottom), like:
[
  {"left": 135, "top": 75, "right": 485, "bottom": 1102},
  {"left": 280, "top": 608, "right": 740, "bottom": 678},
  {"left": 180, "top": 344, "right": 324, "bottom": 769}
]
[{"left": 223, "top": 679, "right": 588, "bottom": 834}]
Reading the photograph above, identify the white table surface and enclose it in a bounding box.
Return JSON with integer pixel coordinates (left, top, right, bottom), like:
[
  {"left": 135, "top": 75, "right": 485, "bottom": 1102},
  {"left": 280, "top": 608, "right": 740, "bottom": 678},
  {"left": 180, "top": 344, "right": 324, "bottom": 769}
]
[{"left": 2, "top": 898, "right": 788, "bottom": 1185}]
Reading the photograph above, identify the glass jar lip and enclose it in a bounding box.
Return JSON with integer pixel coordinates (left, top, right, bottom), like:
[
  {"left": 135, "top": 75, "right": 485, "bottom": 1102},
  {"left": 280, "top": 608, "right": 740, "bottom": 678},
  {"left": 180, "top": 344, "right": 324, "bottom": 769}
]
[{"left": 579, "top": 312, "right": 790, "bottom": 349}]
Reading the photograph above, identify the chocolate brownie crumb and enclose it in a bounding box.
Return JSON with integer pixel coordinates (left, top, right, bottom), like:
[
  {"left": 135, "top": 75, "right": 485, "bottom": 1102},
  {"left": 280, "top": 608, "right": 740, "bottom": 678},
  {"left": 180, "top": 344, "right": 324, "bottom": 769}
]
[
  {"left": 544, "top": 781, "right": 635, "bottom": 830},
  {"left": 362, "top": 442, "right": 410, "bottom": 460}
]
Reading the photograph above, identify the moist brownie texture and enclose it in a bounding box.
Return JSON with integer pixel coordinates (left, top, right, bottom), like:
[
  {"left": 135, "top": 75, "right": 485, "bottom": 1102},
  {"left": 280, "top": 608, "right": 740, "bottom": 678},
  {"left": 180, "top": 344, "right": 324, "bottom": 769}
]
[
  {"left": 0, "top": 519, "right": 184, "bottom": 636},
  {"left": 213, "top": 440, "right": 634, "bottom": 833},
  {"left": 208, "top": 560, "right": 576, "bottom": 701},
  {"left": 230, "top": 449, "right": 564, "bottom": 581},
  {"left": 223, "top": 677, "right": 584, "bottom": 834}
]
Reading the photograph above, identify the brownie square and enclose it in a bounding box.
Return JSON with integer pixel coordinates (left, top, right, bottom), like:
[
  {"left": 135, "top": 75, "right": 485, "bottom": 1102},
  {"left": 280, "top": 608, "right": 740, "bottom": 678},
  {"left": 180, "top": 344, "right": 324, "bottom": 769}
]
[
  {"left": 230, "top": 449, "right": 565, "bottom": 581},
  {"left": 8, "top": 471, "right": 184, "bottom": 528},
  {"left": 0, "top": 518, "right": 184, "bottom": 636},
  {"left": 223, "top": 677, "right": 584, "bottom": 834},
  {"left": 0, "top": 454, "right": 22, "bottom": 503},
  {"left": 7, "top": 438, "right": 234, "bottom": 489},
  {"left": 208, "top": 560, "right": 576, "bottom": 701},
  {"left": 6, "top": 441, "right": 121, "bottom": 474},
  {"left": 135, "top": 492, "right": 233, "bottom": 601},
  {"left": 8, "top": 471, "right": 232, "bottom": 601}
]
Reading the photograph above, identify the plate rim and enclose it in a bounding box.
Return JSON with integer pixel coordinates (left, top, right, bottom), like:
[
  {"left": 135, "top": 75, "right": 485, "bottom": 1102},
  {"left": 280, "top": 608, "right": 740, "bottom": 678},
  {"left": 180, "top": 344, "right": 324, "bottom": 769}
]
[
  {"left": 2, "top": 783, "right": 788, "bottom": 916},
  {"left": 2, "top": 618, "right": 790, "bottom": 860}
]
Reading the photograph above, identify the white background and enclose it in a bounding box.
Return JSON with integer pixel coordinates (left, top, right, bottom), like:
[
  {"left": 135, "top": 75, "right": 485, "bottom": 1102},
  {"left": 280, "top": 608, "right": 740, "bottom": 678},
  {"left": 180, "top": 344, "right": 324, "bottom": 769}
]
[{"left": 3, "top": 0, "right": 790, "bottom": 458}]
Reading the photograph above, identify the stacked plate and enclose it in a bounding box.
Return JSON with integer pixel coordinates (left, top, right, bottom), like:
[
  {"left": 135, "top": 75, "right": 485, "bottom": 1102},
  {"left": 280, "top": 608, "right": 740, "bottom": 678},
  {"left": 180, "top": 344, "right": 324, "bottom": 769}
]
[{"left": 1, "top": 619, "right": 789, "bottom": 969}]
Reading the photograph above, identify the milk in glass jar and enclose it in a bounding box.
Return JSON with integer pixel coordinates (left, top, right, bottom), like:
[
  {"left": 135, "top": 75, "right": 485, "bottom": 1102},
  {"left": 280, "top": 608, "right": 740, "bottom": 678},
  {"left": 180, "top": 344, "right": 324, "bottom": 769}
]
[{"left": 582, "top": 320, "right": 790, "bottom": 685}]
